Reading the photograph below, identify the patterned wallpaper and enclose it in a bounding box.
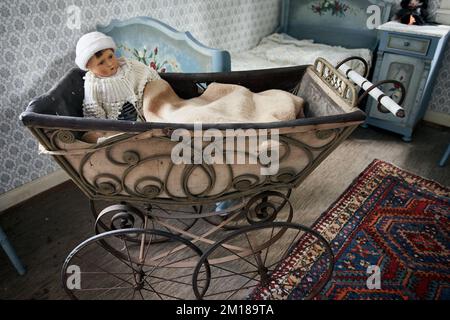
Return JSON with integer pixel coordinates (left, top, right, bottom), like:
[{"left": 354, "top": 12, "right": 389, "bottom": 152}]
[
  {"left": 0, "top": 0, "right": 448, "bottom": 195},
  {"left": 0, "top": 0, "right": 281, "bottom": 194}
]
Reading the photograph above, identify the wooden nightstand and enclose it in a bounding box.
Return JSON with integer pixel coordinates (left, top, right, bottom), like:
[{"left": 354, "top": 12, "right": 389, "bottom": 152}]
[{"left": 364, "top": 22, "right": 450, "bottom": 141}]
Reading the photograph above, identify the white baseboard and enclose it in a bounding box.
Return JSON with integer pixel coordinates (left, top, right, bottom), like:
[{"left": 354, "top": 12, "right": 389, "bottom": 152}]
[
  {"left": 424, "top": 110, "right": 450, "bottom": 128},
  {"left": 0, "top": 170, "right": 70, "bottom": 213}
]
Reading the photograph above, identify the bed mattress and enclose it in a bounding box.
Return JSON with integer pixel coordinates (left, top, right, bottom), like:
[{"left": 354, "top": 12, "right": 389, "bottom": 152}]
[{"left": 231, "top": 33, "right": 372, "bottom": 74}]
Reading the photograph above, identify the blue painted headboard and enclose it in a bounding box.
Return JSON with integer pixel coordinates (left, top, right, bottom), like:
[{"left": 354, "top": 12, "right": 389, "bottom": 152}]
[
  {"left": 279, "top": 0, "right": 393, "bottom": 50},
  {"left": 97, "top": 16, "right": 231, "bottom": 73}
]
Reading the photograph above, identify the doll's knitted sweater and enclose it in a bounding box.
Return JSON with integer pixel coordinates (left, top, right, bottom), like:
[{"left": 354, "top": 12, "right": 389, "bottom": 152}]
[{"left": 82, "top": 57, "right": 161, "bottom": 120}]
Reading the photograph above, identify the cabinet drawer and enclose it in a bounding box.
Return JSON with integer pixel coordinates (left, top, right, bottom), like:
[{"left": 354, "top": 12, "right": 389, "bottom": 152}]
[{"left": 387, "top": 35, "right": 430, "bottom": 55}]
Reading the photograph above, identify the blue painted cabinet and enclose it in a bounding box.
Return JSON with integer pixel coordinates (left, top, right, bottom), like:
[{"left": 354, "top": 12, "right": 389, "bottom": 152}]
[{"left": 365, "top": 22, "right": 450, "bottom": 141}]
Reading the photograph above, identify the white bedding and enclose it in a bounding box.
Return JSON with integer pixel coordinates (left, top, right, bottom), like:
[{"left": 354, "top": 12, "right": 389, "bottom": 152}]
[{"left": 231, "top": 33, "right": 372, "bottom": 75}]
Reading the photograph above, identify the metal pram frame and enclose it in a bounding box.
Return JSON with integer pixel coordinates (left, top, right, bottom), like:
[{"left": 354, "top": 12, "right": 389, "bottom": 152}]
[{"left": 20, "top": 57, "right": 405, "bottom": 300}]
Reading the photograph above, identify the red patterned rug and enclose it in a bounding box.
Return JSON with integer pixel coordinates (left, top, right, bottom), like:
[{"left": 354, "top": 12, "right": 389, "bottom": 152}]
[{"left": 252, "top": 160, "right": 450, "bottom": 300}]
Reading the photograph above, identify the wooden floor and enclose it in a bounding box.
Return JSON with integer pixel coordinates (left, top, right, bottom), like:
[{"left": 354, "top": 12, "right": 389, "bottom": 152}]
[{"left": 1, "top": 124, "right": 449, "bottom": 300}]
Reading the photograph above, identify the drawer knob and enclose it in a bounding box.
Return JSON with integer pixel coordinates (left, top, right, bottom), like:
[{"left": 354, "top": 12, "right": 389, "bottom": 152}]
[{"left": 404, "top": 41, "right": 410, "bottom": 47}]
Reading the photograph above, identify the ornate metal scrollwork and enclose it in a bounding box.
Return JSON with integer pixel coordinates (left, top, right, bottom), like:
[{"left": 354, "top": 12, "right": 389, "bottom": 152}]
[
  {"left": 123, "top": 151, "right": 140, "bottom": 165},
  {"left": 243, "top": 191, "right": 293, "bottom": 225},
  {"left": 98, "top": 183, "right": 116, "bottom": 195},
  {"left": 134, "top": 177, "right": 164, "bottom": 198},
  {"left": 182, "top": 164, "right": 215, "bottom": 199},
  {"left": 94, "top": 174, "right": 122, "bottom": 195},
  {"left": 271, "top": 168, "right": 297, "bottom": 184},
  {"left": 315, "top": 129, "right": 336, "bottom": 140},
  {"left": 56, "top": 130, "right": 76, "bottom": 144},
  {"left": 232, "top": 174, "right": 261, "bottom": 191},
  {"left": 49, "top": 129, "right": 77, "bottom": 150},
  {"left": 93, "top": 202, "right": 146, "bottom": 238},
  {"left": 72, "top": 127, "right": 346, "bottom": 202}
]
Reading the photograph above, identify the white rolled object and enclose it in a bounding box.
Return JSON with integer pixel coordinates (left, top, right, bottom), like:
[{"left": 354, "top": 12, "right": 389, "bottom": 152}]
[{"left": 337, "top": 64, "right": 405, "bottom": 118}]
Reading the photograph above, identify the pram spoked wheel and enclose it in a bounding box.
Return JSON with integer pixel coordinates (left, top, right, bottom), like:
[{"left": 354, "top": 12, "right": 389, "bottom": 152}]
[
  {"left": 203, "top": 189, "right": 293, "bottom": 230},
  {"left": 192, "top": 222, "right": 334, "bottom": 300},
  {"left": 91, "top": 200, "right": 201, "bottom": 243},
  {"left": 61, "top": 228, "right": 210, "bottom": 300}
]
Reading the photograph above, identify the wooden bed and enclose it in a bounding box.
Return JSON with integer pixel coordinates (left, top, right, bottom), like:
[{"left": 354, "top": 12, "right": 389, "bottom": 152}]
[
  {"left": 97, "top": 16, "right": 231, "bottom": 73},
  {"left": 230, "top": 0, "right": 394, "bottom": 74},
  {"left": 95, "top": 2, "right": 393, "bottom": 76}
]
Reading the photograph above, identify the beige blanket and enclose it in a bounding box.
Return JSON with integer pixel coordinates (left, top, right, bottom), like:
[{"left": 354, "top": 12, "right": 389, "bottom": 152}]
[{"left": 143, "top": 80, "right": 305, "bottom": 123}]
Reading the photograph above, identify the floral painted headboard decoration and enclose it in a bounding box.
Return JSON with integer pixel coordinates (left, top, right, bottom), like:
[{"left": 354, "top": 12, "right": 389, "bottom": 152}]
[
  {"left": 119, "top": 45, "right": 180, "bottom": 73},
  {"left": 97, "top": 16, "right": 230, "bottom": 73},
  {"left": 280, "top": 0, "right": 393, "bottom": 50},
  {"left": 311, "top": 0, "right": 354, "bottom": 17}
]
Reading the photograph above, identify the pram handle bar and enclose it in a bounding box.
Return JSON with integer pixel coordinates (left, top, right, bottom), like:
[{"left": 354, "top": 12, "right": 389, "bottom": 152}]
[
  {"left": 356, "top": 80, "right": 406, "bottom": 118},
  {"left": 336, "top": 58, "right": 406, "bottom": 118},
  {"left": 335, "top": 57, "right": 369, "bottom": 78}
]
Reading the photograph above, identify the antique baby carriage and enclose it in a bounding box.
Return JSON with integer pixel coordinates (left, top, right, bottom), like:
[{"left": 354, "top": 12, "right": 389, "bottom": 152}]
[{"left": 20, "top": 55, "right": 405, "bottom": 300}]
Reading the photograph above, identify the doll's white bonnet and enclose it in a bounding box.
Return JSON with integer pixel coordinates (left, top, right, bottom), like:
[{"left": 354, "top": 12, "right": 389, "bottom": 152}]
[{"left": 75, "top": 31, "right": 116, "bottom": 71}]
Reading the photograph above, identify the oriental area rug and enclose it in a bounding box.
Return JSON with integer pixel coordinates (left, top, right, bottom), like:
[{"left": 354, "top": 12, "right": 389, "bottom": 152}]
[{"left": 252, "top": 160, "right": 450, "bottom": 300}]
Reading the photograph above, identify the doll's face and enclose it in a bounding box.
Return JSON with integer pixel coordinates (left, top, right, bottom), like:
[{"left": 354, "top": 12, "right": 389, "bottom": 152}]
[{"left": 86, "top": 49, "right": 119, "bottom": 77}]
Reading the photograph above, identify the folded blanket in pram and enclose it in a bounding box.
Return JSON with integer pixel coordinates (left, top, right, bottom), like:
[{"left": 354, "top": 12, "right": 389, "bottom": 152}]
[{"left": 142, "top": 79, "right": 305, "bottom": 123}]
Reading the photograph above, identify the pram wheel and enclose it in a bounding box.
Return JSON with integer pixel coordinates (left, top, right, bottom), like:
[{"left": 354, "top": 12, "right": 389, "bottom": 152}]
[
  {"left": 192, "top": 222, "right": 333, "bottom": 300},
  {"left": 62, "top": 228, "right": 210, "bottom": 300},
  {"left": 203, "top": 189, "right": 292, "bottom": 230},
  {"left": 91, "top": 200, "right": 201, "bottom": 243}
]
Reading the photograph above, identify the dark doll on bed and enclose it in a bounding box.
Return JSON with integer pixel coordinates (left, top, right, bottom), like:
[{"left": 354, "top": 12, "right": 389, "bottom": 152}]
[{"left": 394, "top": 0, "right": 429, "bottom": 25}]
